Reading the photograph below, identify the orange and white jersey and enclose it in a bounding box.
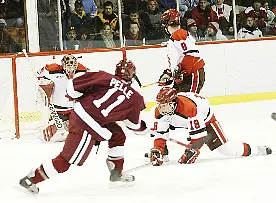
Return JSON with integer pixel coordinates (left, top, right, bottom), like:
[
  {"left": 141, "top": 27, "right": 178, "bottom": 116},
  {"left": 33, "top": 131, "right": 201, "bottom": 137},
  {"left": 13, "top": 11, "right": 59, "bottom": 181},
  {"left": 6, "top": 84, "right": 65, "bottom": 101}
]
[
  {"left": 150, "top": 92, "right": 214, "bottom": 140},
  {"left": 167, "top": 28, "right": 205, "bottom": 76},
  {"left": 37, "top": 63, "right": 88, "bottom": 112}
]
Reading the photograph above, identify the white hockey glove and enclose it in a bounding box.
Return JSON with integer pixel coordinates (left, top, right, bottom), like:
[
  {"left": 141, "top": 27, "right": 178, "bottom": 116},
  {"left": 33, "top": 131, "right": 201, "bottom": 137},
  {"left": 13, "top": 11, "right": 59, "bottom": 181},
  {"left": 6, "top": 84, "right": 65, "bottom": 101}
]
[
  {"left": 149, "top": 147, "right": 164, "bottom": 166},
  {"left": 178, "top": 148, "right": 200, "bottom": 164}
]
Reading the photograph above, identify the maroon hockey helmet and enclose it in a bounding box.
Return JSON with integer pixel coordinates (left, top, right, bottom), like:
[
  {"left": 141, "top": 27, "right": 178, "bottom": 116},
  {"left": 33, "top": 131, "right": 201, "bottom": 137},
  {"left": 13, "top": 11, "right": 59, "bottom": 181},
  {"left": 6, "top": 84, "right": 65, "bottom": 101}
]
[
  {"left": 160, "top": 9, "right": 180, "bottom": 30},
  {"left": 115, "top": 59, "right": 136, "bottom": 82}
]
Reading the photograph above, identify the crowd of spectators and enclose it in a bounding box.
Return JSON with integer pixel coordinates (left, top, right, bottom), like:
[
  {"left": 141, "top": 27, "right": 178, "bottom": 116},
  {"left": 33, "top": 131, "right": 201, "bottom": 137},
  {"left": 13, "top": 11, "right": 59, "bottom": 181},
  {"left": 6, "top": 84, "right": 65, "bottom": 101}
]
[{"left": 1, "top": 0, "right": 276, "bottom": 53}]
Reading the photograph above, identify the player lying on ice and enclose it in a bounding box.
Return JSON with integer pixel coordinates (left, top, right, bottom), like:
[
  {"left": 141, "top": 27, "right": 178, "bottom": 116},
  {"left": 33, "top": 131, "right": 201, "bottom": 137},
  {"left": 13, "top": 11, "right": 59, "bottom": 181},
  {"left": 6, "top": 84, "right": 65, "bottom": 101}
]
[
  {"left": 18, "top": 59, "right": 148, "bottom": 194},
  {"left": 38, "top": 54, "right": 88, "bottom": 142},
  {"left": 148, "top": 87, "right": 272, "bottom": 166}
]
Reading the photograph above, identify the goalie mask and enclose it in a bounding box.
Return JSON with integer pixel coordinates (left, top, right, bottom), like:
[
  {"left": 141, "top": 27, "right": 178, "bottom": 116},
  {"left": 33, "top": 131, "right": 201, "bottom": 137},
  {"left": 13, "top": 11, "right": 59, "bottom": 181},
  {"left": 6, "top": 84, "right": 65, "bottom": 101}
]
[
  {"left": 115, "top": 59, "right": 136, "bottom": 82},
  {"left": 160, "top": 9, "right": 180, "bottom": 35},
  {"left": 156, "top": 87, "right": 177, "bottom": 115},
  {"left": 61, "top": 54, "right": 78, "bottom": 76}
]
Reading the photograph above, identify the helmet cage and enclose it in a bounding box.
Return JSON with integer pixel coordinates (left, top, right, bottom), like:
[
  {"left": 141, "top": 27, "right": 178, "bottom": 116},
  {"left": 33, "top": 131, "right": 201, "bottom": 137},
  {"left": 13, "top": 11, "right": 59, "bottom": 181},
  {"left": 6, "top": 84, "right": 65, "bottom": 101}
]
[
  {"left": 61, "top": 54, "right": 78, "bottom": 75},
  {"left": 157, "top": 101, "right": 176, "bottom": 115}
]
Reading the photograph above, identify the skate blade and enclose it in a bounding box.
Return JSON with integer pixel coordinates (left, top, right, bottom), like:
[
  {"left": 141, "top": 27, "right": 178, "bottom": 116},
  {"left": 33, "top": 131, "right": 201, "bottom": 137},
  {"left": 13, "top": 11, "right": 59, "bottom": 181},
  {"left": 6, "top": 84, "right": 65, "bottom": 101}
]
[
  {"left": 108, "top": 181, "right": 135, "bottom": 189},
  {"left": 13, "top": 184, "right": 39, "bottom": 195}
]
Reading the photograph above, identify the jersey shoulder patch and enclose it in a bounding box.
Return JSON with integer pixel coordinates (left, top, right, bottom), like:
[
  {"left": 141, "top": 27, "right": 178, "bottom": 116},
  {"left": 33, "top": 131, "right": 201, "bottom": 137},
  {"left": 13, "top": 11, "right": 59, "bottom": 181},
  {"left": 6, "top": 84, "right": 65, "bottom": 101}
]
[
  {"left": 45, "top": 63, "right": 62, "bottom": 72},
  {"left": 171, "top": 29, "right": 188, "bottom": 41}
]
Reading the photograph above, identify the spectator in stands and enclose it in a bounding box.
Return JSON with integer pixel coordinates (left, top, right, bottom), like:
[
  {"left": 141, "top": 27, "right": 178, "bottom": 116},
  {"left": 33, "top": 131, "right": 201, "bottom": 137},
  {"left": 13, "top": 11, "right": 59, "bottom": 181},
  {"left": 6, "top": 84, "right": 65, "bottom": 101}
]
[
  {"left": 95, "top": 0, "right": 124, "bottom": 14},
  {"left": 242, "top": 0, "right": 268, "bottom": 32},
  {"left": 37, "top": 0, "right": 60, "bottom": 51},
  {"left": 79, "top": 27, "right": 93, "bottom": 49},
  {"left": 0, "top": 29, "right": 22, "bottom": 53},
  {"left": 124, "top": 22, "right": 145, "bottom": 46},
  {"left": 141, "top": 0, "right": 165, "bottom": 40},
  {"left": 92, "top": 22, "right": 119, "bottom": 48},
  {"left": 158, "top": 0, "right": 177, "bottom": 13},
  {"left": 123, "top": 10, "right": 145, "bottom": 35},
  {"left": 3, "top": 0, "right": 24, "bottom": 28},
  {"left": 237, "top": 16, "right": 263, "bottom": 38},
  {"left": 191, "top": 0, "right": 218, "bottom": 37},
  {"left": 268, "top": 16, "right": 276, "bottom": 35},
  {"left": 263, "top": 1, "right": 275, "bottom": 33},
  {"left": 69, "top": 0, "right": 95, "bottom": 35},
  {"left": 69, "top": 0, "right": 97, "bottom": 17},
  {"left": 211, "top": 0, "right": 232, "bottom": 35},
  {"left": 204, "top": 21, "right": 228, "bottom": 40},
  {"left": 179, "top": 0, "right": 192, "bottom": 18},
  {"left": 64, "top": 26, "right": 81, "bottom": 50},
  {"left": 94, "top": 1, "right": 119, "bottom": 35},
  {"left": 186, "top": 18, "right": 202, "bottom": 41}
]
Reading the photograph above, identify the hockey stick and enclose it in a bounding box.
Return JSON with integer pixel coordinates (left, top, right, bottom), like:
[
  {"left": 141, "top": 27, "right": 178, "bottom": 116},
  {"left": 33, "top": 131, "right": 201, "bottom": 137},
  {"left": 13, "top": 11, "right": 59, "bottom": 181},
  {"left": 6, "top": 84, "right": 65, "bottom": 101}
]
[
  {"left": 141, "top": 82, "right": 158, "bottom": 88},
  {"left": 22, "top": 49, "right": 65, "bottom": 132},
  {"left": 123, "top": 162, "right": 152, "bottom": 174}
]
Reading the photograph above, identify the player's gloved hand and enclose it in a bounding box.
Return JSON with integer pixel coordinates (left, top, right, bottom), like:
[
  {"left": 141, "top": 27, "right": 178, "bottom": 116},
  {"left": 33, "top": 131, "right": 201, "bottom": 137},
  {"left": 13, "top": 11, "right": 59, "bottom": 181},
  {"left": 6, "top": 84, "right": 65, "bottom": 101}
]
[
  {"left": 150, "top": 147, "right": 164, "bottom": 166},
  {"left": 158, "top": 69, "right": 173, "bottom": 86},
  {"left": 178, "top": 148, "right": 200, "bottom": 164},
  {"left": 133, "top": 120, "right": 148, "bottom": 135}
]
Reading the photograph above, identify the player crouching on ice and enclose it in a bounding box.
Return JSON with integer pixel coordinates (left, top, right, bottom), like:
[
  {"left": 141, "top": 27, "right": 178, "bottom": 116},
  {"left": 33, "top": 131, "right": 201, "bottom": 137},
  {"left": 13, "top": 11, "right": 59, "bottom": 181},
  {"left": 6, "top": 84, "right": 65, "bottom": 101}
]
[
  {"left": 38, "top": 54, "right": 88, "bottom": 142},
  {"left": 148, "top": 87, "right": 272, "bottom": 166},
  {"left": 18, "top": 59, "right": 148, "bottom": 194}
]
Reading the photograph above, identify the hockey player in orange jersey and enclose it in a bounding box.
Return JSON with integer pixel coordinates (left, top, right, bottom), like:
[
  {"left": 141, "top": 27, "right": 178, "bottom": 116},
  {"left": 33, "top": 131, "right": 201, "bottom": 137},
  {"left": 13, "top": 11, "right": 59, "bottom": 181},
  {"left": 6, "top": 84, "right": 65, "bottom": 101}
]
[
  {"left": 148, "top": 87, "right": 272, "bottom": 166},
  {"left": 158, "top": 9, "right": 205, "bottom": 94},
  {"left": 38, "top": 54, "right": 88, "bottom": 142}
]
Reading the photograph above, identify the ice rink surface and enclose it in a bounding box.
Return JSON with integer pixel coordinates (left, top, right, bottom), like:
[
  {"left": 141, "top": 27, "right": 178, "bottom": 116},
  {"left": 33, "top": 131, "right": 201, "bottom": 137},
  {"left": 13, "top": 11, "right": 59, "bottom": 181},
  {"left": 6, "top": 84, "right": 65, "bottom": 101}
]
[{"left": 1, "top": 100, "right": 276, "bottom": 203}]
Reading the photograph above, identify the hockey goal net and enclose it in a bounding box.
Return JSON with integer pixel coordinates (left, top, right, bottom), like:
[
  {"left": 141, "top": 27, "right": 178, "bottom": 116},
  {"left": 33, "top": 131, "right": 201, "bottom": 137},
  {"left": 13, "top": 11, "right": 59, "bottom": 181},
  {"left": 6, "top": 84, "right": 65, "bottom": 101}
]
[{"left": 0, "top": 55, "right": 49, "bottom": 139}]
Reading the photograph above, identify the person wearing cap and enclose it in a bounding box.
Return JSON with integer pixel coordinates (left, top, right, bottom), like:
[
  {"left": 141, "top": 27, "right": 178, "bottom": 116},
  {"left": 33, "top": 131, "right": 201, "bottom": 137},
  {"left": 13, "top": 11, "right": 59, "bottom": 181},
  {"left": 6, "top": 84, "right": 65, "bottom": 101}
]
[
  {"left": 186, "top": 18, "right": 202, "bottom": 41},
  {"left": 204, "top": 21, "right": 228, "bottom": 41},
  {"left": 64, "top": 26, "right": 81, "bottom": 50}
]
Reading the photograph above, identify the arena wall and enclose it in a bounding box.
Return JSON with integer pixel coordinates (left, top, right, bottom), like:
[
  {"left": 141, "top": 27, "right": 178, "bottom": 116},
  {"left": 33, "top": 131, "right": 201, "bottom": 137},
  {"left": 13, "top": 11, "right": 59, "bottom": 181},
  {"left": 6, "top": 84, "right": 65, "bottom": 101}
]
[{"left": 1, "top": 39, "right": 276, "bottom": 108}]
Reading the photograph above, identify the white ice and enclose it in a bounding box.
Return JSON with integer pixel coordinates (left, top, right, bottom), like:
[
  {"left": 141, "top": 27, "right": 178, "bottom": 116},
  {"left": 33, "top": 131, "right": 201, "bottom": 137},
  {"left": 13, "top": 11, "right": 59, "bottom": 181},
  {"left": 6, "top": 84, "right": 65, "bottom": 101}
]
[{"left": 1, "top": 100, "right": 276, "bottom": 203}]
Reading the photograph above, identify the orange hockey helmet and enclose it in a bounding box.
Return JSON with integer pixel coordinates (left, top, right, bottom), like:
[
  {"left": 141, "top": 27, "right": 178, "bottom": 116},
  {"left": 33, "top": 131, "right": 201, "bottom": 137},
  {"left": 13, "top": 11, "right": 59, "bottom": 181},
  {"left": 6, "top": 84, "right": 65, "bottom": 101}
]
[
  {"left": 115, "top": 59, "right": 136, "bottom": 82},
  {"left": 156, "top": 87, "right": 177, "bottom": 115},
  {"left": 161, "top": 9, "right": 180, "bottom": 34}
]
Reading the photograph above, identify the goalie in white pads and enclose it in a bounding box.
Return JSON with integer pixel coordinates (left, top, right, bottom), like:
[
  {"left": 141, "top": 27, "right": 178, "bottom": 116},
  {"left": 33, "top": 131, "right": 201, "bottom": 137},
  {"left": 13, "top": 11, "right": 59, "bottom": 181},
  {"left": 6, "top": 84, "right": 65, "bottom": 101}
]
[
  {"left": 148, "top": 87, "right": 272, "bottom": 166},
  {"left": 38, "top": 54, "right": 88, "bottom": 142}
]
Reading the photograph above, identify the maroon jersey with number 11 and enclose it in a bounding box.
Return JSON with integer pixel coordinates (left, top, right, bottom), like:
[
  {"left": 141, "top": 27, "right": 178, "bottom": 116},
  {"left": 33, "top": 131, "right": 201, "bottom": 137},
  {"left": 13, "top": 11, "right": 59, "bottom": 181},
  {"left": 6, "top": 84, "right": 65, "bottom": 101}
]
[{"left": 69, "top": 71, "right": 146, "bottom": 141}]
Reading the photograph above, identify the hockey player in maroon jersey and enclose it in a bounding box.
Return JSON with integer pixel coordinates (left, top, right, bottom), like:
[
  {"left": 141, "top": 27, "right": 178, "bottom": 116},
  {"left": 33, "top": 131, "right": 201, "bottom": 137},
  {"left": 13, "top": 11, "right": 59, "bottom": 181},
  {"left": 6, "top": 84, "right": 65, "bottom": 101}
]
[
  {"left": 38, "top": 54, "right": 88, "bottom": 142},
  {"left": 18, "top": 59, "right": 147, "bottom": 194},
  {"left": 148, "top": 87, "right": 272, "bottom": 166}
]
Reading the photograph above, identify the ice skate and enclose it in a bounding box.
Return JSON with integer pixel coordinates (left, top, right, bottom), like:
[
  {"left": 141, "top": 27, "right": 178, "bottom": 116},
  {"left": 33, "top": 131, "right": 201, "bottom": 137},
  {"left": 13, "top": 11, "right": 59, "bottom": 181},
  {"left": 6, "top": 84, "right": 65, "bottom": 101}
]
[
  {"left": 144, "top": 152, "right": 170, "bottom": 162},
  {"left": 110, "top": 169, "right": 135, "bottom": 182},
  {"left": 18, "top": 171, "right": 39, "bottom": 194},
  {"left": 258, "top": 146, "right": 272, "bottom": 155}
]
